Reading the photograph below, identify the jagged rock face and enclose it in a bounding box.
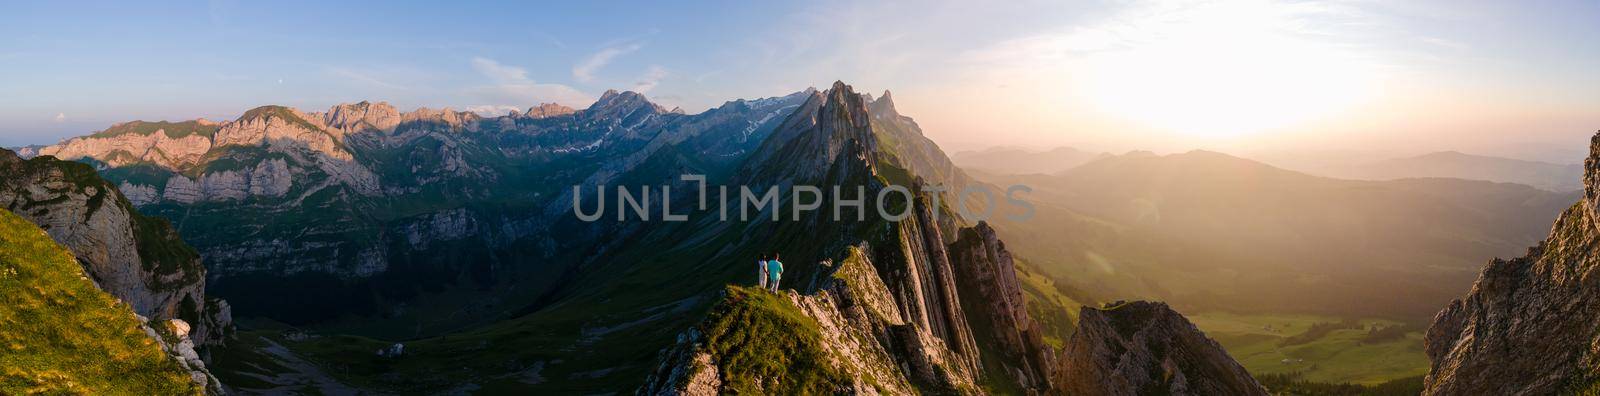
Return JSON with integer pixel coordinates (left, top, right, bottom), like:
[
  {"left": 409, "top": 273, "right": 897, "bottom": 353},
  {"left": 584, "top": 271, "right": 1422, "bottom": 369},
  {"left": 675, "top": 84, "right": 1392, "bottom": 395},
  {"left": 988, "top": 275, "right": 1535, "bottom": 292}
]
[
  {"left": 1058, "top": 301, "right": 1266, "bottom": 396},
  {"left": 826, "top": 245, "right": 980, "bottom": 393},
  {"left": 0, "top": 149, "right": 230, "bottom": 345},
  {"left": 322, "top": 100, "right": 402, "bottom": 133},
  {"left": 949, "top": 221, "right": 1056, "bottom": 392},
  {"left": 37, "top": 120, "right": 215, "bottom": 169},
  {"left": 523, "top": 103, "right": 576, "bottom": 119},
  {"left": 1423, "top": 130, "right": 1600, "bottom": 395},
  {"left": 587, "top": 89, "right": 667, "bottom": 122},
  {"left": 889, "top": 194, "right": 981, "bottom": 377}
]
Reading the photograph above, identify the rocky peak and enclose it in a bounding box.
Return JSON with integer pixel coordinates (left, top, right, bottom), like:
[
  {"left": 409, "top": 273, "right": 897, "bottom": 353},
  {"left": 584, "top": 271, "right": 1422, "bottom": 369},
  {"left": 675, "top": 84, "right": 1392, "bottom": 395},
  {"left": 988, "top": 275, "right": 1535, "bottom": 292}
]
[
  {"left": 870, "top": 89, "right": 897, "bottom": 116},
  {"left": 400, "top": 106, "right": 480, "bottom": 131},
  {"left": 236, "top": 105, "right": 318, "bottom": 127},
  {"left": 1058, "top": 301, "right": 1267, "bottom": 396},
  {"left": 1424, "top": 129, "right": 1600, "bottom": 394},
  {"left": 322, "top": 100, "right": 401, "bottom": 133},
  {"left": 586, "top": 89, "right": 666, "bottom": 120},
  {"left": 734, "top": 81, "right": 880, "bottom": 186},
  {"left": 523, "top": 102, "right": 576, "bottom": 119}
]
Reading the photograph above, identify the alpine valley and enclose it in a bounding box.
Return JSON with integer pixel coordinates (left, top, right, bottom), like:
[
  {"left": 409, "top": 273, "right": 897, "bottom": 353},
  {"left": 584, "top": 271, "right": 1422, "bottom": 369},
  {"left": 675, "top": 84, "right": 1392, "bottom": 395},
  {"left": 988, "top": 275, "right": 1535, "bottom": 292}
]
[{"left": 5, "top": 81, "right": 1596, "bottom": 395}]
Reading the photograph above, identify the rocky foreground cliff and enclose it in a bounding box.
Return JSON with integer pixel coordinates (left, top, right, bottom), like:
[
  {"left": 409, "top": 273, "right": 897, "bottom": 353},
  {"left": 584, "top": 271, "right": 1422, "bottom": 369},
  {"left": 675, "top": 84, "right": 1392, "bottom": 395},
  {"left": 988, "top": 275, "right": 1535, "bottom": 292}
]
[
  {"left": 640, "top": 230, "right": 1265, "bottom": 395},
  {"left": 0, "top": 149, "right": 231, "bottom": 346},
  {"left": 1423, "top": 131, "right": 1600, "bottom": 395},
  {"left": 0, "top": 208, "right": 221, "bottom": 394}
]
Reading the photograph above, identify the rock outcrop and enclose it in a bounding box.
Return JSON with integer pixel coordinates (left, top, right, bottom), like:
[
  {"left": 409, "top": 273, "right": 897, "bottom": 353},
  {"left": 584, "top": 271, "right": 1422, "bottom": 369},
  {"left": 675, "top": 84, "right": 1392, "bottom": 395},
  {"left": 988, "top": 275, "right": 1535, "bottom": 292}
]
[
  {"left": 1422, "top": 130, "right": 1600, "bottom": 395},
  {"left": 1058, "top": 301, "right": 1267, "bottom": 396},
  {"left": 523, "top": 103, "right": 576, "bottom": 119},
  {"left": 0, "top": 149, "right": 231, "bottom": 346},
  {"left": 949, "top": 221, "right": 1057, "bottom": 392},
  {"left": 140, "top": 317, "right": 228, "bottom": 394},
  {"left": 36, "top": 120, "right": 216, "bottom": 169}
]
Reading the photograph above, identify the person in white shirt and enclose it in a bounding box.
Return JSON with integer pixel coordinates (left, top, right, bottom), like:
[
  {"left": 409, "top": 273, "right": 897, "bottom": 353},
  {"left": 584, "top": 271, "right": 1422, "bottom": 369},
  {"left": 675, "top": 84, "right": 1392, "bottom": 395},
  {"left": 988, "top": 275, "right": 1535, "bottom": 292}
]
[{"left": 757, "top": 254, "right": 769, "bottom": 289}]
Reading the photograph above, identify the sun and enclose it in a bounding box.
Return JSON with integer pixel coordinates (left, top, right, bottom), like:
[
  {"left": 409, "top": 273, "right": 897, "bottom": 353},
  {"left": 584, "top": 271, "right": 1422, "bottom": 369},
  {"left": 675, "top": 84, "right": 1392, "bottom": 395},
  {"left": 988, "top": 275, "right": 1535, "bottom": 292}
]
[{"left": 1079, "top": 1, "right": 1379, "bottom": 139}]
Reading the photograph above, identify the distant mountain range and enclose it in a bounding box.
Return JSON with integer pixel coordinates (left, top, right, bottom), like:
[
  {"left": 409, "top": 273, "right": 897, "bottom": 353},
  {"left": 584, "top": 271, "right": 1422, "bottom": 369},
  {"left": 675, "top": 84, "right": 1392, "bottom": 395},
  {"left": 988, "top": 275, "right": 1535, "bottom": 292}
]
[
  {"left": 951, "top": 147, "right": 1110, "bottom": 175},
  {"left": 1254, "top": 149, "right": 1584, "bottom": 192},
  {"left": 977, "top": 150, "right": 1577, "bottom": 321},
  {"left": 955, "top": 146, "right": 1584, "bottom": 192}
]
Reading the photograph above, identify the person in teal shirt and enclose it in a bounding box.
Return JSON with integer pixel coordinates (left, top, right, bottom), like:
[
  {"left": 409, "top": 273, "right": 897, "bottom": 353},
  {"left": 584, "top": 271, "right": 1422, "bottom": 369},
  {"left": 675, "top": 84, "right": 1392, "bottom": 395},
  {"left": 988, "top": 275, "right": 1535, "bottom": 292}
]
[{"left": 766, "top": 253, "right": 783, "bottom": 292}]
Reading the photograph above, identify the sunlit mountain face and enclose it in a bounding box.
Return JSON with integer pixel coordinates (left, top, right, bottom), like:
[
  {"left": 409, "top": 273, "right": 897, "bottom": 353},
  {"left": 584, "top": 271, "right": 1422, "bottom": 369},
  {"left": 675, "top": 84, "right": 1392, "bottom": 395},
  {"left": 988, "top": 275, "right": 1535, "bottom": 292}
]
[{"left": 3, "top": 1, "right": 1598, "bottom": 394}]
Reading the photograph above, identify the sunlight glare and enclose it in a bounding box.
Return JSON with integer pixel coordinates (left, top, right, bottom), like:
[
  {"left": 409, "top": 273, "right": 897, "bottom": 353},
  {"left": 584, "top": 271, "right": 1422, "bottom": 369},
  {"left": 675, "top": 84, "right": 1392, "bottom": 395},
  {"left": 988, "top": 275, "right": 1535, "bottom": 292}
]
[{"left": 1081, "top": 1, "right": 1379, "bottom": 139}]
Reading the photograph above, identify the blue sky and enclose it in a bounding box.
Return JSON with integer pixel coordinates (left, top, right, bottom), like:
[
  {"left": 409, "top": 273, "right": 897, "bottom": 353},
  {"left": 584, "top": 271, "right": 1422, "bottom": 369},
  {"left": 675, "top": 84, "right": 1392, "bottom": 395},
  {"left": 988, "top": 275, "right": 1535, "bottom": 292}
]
[{"left": 3, "top": 0, "right": 1598, "bottom": 161}]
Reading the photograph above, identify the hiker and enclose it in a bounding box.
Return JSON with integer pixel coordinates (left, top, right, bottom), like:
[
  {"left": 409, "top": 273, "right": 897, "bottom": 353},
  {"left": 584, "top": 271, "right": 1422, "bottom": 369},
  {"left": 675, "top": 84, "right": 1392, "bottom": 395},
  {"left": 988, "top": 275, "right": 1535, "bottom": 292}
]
[
  {"left": 767, "top": 253, "right": 783, "bottom": 292},
  {"left": 757, "top": 254, "right": 769, "bottom": 289}
]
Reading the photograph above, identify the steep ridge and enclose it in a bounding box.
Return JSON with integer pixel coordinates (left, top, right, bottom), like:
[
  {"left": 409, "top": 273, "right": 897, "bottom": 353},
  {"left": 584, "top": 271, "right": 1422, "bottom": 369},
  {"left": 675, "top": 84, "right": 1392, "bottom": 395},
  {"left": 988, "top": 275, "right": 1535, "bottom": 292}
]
[
  {"left": 1058, "top": 301, "right": 1266, "bottom": 395},
  {"left": 0, "top": 149, "right": 231, "bottom": 346},
  {"left": 1423, "top": 130, "right": 1600, "bottom": 395},
  {"left": 638, "top": 82, "right": 1256, "bottom": 395},
  {"left": 0, "top": 208, "right": 219, "bottom": 394}
]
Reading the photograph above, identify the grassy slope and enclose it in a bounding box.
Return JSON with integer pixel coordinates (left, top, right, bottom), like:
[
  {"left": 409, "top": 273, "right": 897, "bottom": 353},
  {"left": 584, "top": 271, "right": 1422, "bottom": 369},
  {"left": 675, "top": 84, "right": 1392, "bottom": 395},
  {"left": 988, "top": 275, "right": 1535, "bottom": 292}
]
[
  {"left": 0, "top": 209, "right": 198, "bottom": 395},
  {"left": 1186, "top": 312, "right": 1429, "bottom": 385},
  {"left": 90, "top": 120, "right": 220, "bottom": 140},
  {"left": 697, "top": 286, "right": 853, "bottom": 393}
]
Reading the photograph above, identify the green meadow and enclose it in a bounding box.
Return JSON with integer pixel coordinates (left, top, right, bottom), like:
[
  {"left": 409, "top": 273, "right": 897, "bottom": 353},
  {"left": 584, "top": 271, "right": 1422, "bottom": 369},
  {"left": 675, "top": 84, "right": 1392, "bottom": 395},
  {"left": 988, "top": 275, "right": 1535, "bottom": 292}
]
[{"left": 1187, "top": 311, "right": 1430, "bottom": 386}]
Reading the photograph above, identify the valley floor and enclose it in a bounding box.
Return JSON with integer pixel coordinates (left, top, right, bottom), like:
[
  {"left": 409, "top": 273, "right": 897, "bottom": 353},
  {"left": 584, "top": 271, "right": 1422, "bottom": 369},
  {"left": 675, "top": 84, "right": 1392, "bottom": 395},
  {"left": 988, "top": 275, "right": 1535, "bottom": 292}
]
[{"left": 1187, "top": 311, "right": 1429, "bottom": 385}]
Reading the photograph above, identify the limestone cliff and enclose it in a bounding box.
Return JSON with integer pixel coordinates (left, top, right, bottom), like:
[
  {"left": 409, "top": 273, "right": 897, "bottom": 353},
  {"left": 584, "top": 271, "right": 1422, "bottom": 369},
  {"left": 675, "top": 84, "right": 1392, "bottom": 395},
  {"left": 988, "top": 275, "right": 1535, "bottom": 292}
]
[
  {"left": 1423, "top": 130, "right": 1600, "bottom": 395},
  {"left": 949, "top": 221, "right": 1057, "bottom": 392},
  {"left": 0, "top": 149, "right": 231, "bottom": 346}
]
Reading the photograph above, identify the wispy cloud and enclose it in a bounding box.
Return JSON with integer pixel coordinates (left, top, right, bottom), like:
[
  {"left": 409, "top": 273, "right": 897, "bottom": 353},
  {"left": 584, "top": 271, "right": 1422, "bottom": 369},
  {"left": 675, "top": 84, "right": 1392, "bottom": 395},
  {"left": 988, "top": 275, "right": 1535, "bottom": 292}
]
[
  {"left": 53, "top": 113, "right": 65, "bottom": 122},
  {"left": 465, "top": 104, "right": 524, "bottom": 116},
  {"left": 469, "top": 57, "right": 592, "bottom": 107},
  {"left": 573, "top": 42, "right": 643, "bottom": 83},
  {"left": 632, "top": 65, "right": 668, "bottom": 93},
  {"left": 471, "top": 57, "right": 528, "bottom": 82}
]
